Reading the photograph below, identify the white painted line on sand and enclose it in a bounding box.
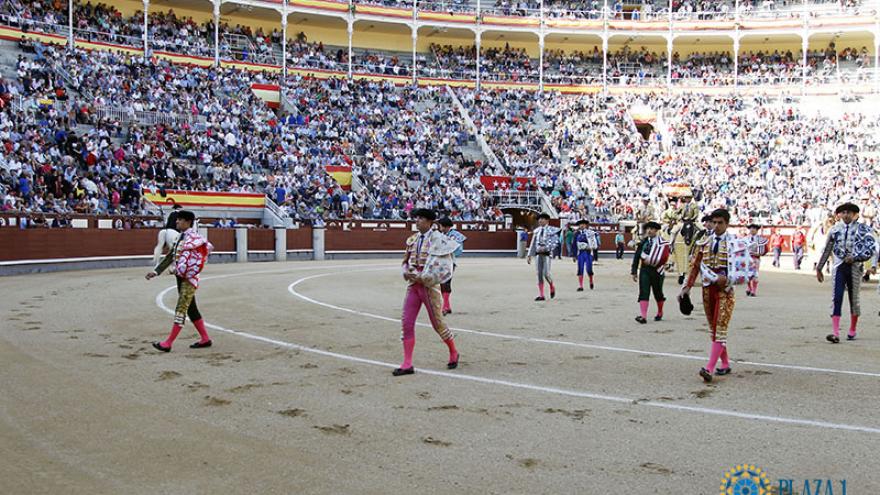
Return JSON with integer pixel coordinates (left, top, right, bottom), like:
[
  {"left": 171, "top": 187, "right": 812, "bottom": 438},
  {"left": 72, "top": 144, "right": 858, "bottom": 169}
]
[
  {"left": 288, "top": 268, "right": 880, "bottom": 379},
  {"left": 152, "top": 267, "right": 880, "bottom": 435}
]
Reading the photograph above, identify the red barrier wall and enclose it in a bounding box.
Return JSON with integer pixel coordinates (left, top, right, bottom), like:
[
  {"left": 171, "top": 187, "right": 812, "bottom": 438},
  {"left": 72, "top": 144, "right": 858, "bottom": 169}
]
[
  {"left": 0, "top": 228, "right": 159, "bottom": 261},
  {"left": 247, "top": 229, "right": 275, "bottom": 251},
  {"left": 207, "top": 229, "right": 235, "bottom": 252},
  {"left": 287, "top": 228, "right": 313, "bottom": 250}
]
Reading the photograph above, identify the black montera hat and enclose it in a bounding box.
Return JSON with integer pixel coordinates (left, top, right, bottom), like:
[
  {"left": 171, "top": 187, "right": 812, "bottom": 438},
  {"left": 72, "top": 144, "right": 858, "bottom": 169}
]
[
  {"left": 177, "top": 210, "right": 196, "bottom": 222},
  {"left": 412, "top": 208, "right": 437, "bottom": 221},
  {"left": 835, "top": 203, "right": 860, "bottom": 214},
  {"left": 679, "top": 293, "right": 694, "bottom": 316},
  {"left": 643, "top": 221, "right": 662, "bottom": 232}
]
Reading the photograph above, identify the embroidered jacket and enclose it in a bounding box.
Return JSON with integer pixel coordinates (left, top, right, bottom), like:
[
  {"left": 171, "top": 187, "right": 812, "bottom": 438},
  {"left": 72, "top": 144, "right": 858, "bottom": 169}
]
[
  {"left": 527, "top": 225, "right": 561, "bottom": 256},
  {"left": 572, "top": 229, "right": 599, "bottom": 253},
  {"left": 631, "top": 235, "right": 671, "bottom": 275},
  {"left": 154, "top": 228, "right": 214, "bottom": 288},
  {"left": 743, "top": 234, "right": 769, "bottom": 258},
  {"left": 817, "top": 221, "right": 877, "bottom": 272},
  {"left": 444, "top": 228, "right": 467, "bottom": 259},
  {"left": 687, "top": 232, "right": 754, "bottom": 288},
  {"left": 403, "top": 229, "right": 459, "bottom": 286}
]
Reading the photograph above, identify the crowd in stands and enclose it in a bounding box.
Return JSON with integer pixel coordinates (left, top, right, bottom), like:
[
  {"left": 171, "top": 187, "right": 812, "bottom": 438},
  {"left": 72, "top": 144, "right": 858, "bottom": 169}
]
[
  {"left": 431, "top": 44, "right": 539, "bottom": 82},
  {"left": 0, "top": 0, "right": 873, "bottom": 88},
  {"left": 1, "top": 36, "right": 503, "bottom": 222},
  {"left": 488, "top": 0, "right": 865, "bottom": 18},
  {"left": 281, "top": 77, "right": 502, "bottom": 221},
  {"left": 518, "top": 91, "right": 879, "bottom": 225},
  {"left": 1, "top": 5, "right": 879, "bottom": 228}
]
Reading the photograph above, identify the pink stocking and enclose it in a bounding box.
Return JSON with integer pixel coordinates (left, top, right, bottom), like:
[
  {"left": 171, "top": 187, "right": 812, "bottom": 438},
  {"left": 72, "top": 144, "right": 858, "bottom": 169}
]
[
  {"left": 639, "top": 301, "right": 649, "bottom": 319},
  {"left": 401, "top": 338, "right": 415, "bottom": 370},
  {"left": 538, "top": 282, "right": 545, "bottom": 298},
  {"left": 706, "top": 341, "right": 724, "bottom": 373},
  {"left": 192, "top": 319, "right": 210, "bottom": 344},
  {"left": 831, "top": 315, "right": 841, "bottom": 337},
  {"left": 720, "top": 345, "right": 729, "bottom": 369},
  {"left": 161, "top": 323, "right": 183, "bottom": 349},
  {"left": 849, "top": 315, "right": 859, "bottom": 337},
  {"left": 578, "top": 275, "right": 584, "bottom": 288}
]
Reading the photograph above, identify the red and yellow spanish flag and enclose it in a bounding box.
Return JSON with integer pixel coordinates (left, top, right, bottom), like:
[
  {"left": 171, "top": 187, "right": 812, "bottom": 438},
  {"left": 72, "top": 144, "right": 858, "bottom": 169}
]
[
  {"left": 143, "top": 189, "right": 266, "bottom": 208},
  {"left": 251, "top": 83, "right": 281, "bottom": 109},
  {"left": 326, "top": 166, "right": 352, "bottom": 190}
]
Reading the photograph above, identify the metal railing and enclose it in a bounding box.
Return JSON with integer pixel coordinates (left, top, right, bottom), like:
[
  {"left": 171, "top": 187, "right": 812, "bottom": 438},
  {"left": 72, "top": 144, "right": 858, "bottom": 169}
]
[
  {"left": 489, "top": 189, "right": 544, "bottom": 209},
  {"left": 446, "top": 85, "right": 506, "bottom": 174},
  {"left": 72, "top": 27, "right": 141, "bottom": 48},
  {"left": 92, "top": 105, "right": 207, "bottom": 126},
  {"left": 0, "top": 13, "right": 69, "bottom": 36}
]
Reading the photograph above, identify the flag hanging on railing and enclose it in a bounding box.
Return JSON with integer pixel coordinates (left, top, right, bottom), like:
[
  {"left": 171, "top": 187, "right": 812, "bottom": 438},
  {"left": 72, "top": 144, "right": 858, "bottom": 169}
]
[
  {"left": 326, "top": 166, "right": 352, "bottom": 190},
  {"left": 479, "top": 175, "right": 536, "bottom": 191}
]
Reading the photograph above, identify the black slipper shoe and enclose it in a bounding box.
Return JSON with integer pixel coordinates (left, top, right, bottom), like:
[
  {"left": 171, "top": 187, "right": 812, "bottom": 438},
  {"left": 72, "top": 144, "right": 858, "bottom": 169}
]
[
  {"left": 715, "top": 367, "right": 732, "bottom": 376},
  {"left": 576, "top": 287, "right": 584, "bottom": 292},
  {"left": 826, "top": 334, "right": 840, "bottom": 344},
  {"left": 535, "top": 296, "right": 545, "bottom": 301},
  {"left": 190, "top": 340, "right": 212, "bottom": 349},
  {"left": 152, "top": 342, "right": 171, "bottom": 353},
  {"left": 654, "top": 315, "right": 663, "bottom": 321},
  {"left": 447, "top": 354, "right": 459, "bottom": 370},
  {"left": 635, "top": 316, "right": 647, "bottom": 324},
  {"left": 392, "top": 367, "right": 415, "bottom": 376},
  {"left": 699, "top": 368, "right": 713, "bottom": 383},
  {"left": 846, "top": 334, "right": 856, "bottom": 341}
]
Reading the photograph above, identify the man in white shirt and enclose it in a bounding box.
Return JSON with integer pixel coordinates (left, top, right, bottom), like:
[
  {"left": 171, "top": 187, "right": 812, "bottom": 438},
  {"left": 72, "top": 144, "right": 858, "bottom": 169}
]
[{"left": 527, "top": 213, "right": 560, "bottom": 301}]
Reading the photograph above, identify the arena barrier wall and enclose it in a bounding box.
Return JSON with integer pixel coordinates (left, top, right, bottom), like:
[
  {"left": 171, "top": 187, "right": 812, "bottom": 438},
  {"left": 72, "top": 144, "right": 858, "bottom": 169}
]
[
  {"left": 0, "top": 218, "right": 810, "bottom": 273},
  {"left": 0, "top": 221, "right": 523, "bottom": 274}
]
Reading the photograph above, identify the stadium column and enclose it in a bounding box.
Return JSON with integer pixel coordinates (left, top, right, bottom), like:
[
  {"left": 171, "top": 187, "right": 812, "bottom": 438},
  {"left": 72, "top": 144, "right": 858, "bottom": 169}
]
[
  {"left": 800, "top": 0, "right": 808, "bottom": 95},
  {"left": 142, "top": 0, "right": 149, "bottom": 62},
  {"left": 667, "top": 0, "right": 673, "bottom": 88},
  {"left": 538, "top": 36, "right": 545, "bottom": 92},
  {"left": 733, "top": 36, "right": 740, "bottom": 92},
  {"left": 281, "top": 12, "right": 288, "bottom": 78},
  {"left": 801, "top": 35, "right": 808, "bottom": 95},
  {"left": 476, "top": 31, "right": 482, "bottom": 92},
  {"left": 67, "top": 0, "right": 73, "bottom": 50},
  {"left": 411, "top": 23, "right": 418, "bottom": 85},
  {"left": 476, "top": 0, "right": 482, "bottom": 91},
  {"left": 875, "top": 34, "right": 879, "bottom": 94},
  {"left": 538, "top": 0, "right": 544, "bottom": 92},
  {"left": 733, "top": 0, "right": 739, "bottom": 91},
  {"left": 601, "top": 36, "right": 608, "bottom": 93},
  {"left": 213, "top": 1, "right": 220, "bottom": 67},
  {"left": 347, "top": 20, "right": 354, "bottom": 79}
]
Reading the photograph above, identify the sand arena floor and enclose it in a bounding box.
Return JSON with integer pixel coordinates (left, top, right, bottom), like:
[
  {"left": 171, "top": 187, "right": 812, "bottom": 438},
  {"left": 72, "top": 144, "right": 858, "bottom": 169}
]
[{"left": 1, "top": 257, "right": 879, "bottom": 494}]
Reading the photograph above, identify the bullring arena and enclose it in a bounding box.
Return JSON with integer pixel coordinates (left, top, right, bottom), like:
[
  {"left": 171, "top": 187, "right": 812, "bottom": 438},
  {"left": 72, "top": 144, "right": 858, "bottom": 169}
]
[
  {"left": 3, "top": 0, "right": 880, "bottom": 492},
  {"left": 3, "top": 226, "right": 880, "bottom": 493}
]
